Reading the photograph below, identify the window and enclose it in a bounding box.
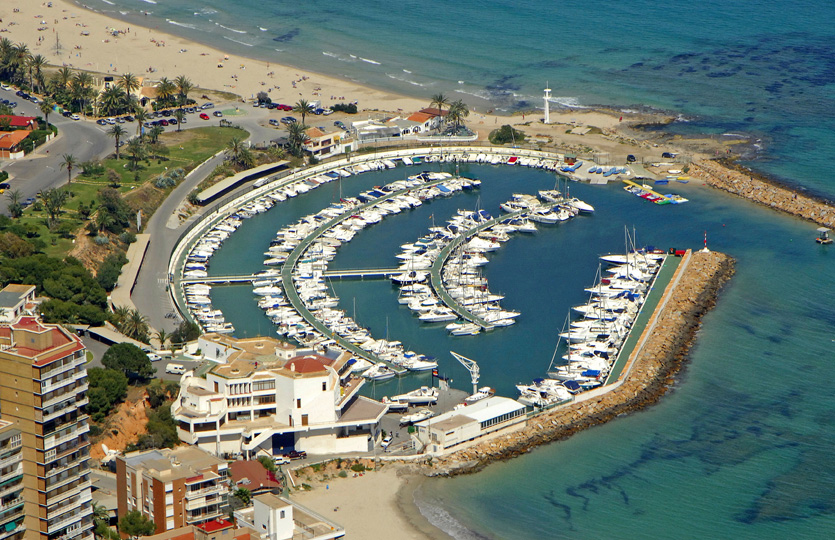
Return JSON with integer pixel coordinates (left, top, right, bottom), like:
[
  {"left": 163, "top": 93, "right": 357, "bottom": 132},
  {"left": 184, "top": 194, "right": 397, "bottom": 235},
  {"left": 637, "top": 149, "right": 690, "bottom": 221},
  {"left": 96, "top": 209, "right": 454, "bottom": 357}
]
[
  {"left": 296, "top": 399, "right": 301, "bottom": 409},
  {"left": 322, "top": 382, "right": 326, "bottom": 392},
  {"left": 280, "top": 510, "right": 285, "bottom": 519}
]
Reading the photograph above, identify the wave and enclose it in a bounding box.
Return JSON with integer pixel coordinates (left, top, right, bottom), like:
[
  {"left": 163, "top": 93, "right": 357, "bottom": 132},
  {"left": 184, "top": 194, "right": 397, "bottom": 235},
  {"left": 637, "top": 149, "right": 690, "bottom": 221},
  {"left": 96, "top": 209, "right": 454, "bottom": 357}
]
[
  {"left": 403, "top": 69, "right": 412, "bottom": 74},
  {"left": 414, "top": 496, "right": 490, "bottom": 540},
  {"left": 722, "top": 132, "right": 748, "bottom": 138},
  {"left": 323, "top": 51, "right": 356, "bottom": 63},
  {"left": 454, "top": 88, "right": 492, "bottom": 101},
  {"left": 194, "top": 8, "right": 218, "bottom": 16},
  {"left": 385, "top": 73, "right": 428, "bottom": 87},
  {"left": 259, "top": 27, "right": 268, "bottom": 32},
  {"left": 223, "top": 36, "right": 254, "bottom": 47},
  {"left": 360, "top": 57, "right": 381, "bottom": 65},
  {"left": 139, "top": 0, "right": 157, "bottom": 4},
  {"left": 217, "top": 23, "right": 247, "bottom": 34},
  {"left": 101, "top": 0, "right": 115, "bottom": 5},
  {"left": 550, "top": 96, "right": 589, "bottom": 109},
  {"left": 167, "top": 20, "right": 197, "bottom": 30}
]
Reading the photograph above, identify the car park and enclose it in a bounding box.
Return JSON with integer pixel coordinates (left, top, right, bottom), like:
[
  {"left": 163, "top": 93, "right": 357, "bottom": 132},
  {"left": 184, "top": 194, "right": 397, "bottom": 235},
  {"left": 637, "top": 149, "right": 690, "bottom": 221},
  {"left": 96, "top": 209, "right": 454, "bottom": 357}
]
[
  {"left": 213, "top": 111, "right": 223, "bottom": 117},
  {"left": 200, "top": 112, "right": 210, "bottom": 120},
  {"left": 281, "top": 116, "right": 296, "bottom": 125}
]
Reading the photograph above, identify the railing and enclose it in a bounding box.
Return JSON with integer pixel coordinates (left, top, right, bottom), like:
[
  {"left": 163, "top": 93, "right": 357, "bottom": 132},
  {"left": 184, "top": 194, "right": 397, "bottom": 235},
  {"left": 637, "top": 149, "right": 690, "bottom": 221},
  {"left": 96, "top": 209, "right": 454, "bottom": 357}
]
[
  {"left": 46, "top": 478, "right": 91, "bottom": 506},
  {"left": 0, "top": 496, "right": 23, "bottom": 513},
  {"left": 0, "top": 452, "right": 20, "bottom": 471},
  {"left": 46, "top": 504, "right": 92, "bottom": 534},
  {"left": 185, "top": 484, "right": 224, "bottom": 499},
  {"left": 40, "top": 368, "right": 85, "bottom": 395},
  {"left": 42, "top": 383, "right": 88, "bottom": 410},
  {"left": 44, "top": 422, "right": 89, "bottom": 450},
  {"left": 47, "top": 490, "right": 91, "bottom": 520},
  {"left": 39, "top": 356, "right": 85, "bottom": 384}
]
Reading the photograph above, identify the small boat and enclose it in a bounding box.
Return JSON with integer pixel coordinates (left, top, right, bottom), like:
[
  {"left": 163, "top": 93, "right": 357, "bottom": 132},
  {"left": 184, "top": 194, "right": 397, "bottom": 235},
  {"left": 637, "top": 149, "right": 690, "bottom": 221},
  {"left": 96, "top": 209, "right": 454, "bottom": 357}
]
[
  {"left": 363, "top": 363, "right": 397, "bottom": 381},
  {"left": 464, "top": 387, "right": 494, "bottom": 403},
  {"left": 816, "top": 227, "right": 833, "bottom": 244},
  {"left": 391, "top": 386, "right": 439, "bottom": 405},
  {"left": 400, "top": 408, "right": 434, "bottom": 425}
]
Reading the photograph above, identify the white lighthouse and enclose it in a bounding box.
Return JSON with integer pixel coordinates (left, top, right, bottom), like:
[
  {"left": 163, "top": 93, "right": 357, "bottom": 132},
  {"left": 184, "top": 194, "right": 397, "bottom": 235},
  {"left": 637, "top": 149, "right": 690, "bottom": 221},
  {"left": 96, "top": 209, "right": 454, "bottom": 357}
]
[{"left": 543, "top": 84, "right": 552, "bottom": 124}]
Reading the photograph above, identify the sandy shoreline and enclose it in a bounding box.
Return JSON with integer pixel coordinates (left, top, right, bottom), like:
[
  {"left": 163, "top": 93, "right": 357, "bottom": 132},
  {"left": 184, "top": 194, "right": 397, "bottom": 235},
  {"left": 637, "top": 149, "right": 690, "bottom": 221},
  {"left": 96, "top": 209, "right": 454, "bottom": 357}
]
[{"left": 289, "top": 465, "right": 453, "bottom": 540}]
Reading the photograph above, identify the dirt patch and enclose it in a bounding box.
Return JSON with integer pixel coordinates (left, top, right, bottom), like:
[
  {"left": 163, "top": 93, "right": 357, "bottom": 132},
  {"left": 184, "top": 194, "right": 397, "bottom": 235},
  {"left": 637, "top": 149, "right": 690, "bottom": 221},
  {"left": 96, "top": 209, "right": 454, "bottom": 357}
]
[
  {"left": 125, "top": 182, "right": 167, "bottom": 220},
  {"left": 90, "top": 392, "right": 151, "bottom": 460},
  {"left": 68, "top": 231, "right": 123, "bottom": 274}
]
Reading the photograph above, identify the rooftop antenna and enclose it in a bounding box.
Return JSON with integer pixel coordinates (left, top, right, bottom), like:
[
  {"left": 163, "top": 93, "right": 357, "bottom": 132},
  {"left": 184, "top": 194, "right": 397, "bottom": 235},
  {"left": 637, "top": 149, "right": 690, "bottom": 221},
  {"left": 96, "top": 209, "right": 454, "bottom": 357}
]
[
  {"left": 543, "top": 83, "right": 552, "bottom": 124},
  {"left": 450, "top": 351, "right": 479, "bottom": 396}
]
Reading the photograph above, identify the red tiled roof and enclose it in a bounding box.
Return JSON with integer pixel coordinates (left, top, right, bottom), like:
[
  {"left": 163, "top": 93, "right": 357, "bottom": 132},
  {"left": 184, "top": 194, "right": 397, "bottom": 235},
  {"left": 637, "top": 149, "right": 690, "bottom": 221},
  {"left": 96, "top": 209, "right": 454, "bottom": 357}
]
[
  {"left": 185, "top": 474, "right": 204, "bottom": 483},
  {"left": 286, "top": 354, "right": 331, "bottom": 373},
  {"left": 0, "top": 115, "right": 36, "bottom": 128},
  {"left": 229, "top": 460, "right": 281, "bottom": 490},
  {"left": 197, "top": 519, "right": 234, "bottom": 533},
  {"left": 0, "top": 130, "right": 30, "bottom": 151},
  {"left": 407, "top": 112, "right": 433, "bottom": 124},
  {"left": 419, "top": 107, "right": 448, "bottom": 117}
]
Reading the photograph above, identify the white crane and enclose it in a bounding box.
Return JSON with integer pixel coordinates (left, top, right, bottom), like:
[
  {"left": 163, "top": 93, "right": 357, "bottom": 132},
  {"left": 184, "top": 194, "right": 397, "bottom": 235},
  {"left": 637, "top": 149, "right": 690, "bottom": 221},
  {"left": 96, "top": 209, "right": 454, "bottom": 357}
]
[{"left": 451, "top": 351, "right": 479, "bottom": 395}]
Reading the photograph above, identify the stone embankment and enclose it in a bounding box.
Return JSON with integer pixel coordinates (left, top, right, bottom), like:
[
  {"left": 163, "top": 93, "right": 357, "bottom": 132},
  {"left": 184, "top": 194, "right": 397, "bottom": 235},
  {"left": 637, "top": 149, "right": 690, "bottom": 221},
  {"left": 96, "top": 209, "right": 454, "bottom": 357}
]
[
  {"left": 691, "top": 160, "right": 835, "bottom": 228},
  {"left": 423, "top": 250, "right": 735, "bottom": 477}
]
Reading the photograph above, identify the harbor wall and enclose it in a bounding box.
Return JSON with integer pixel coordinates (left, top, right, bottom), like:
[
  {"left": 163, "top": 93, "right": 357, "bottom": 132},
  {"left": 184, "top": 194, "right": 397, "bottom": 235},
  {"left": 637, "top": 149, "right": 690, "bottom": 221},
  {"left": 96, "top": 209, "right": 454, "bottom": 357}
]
[
  {"left": 420, "top": 250, "right": 735, "bottom": 477},
  {"left": 691, "top": 159, "right": 835, "bottom": 228}
]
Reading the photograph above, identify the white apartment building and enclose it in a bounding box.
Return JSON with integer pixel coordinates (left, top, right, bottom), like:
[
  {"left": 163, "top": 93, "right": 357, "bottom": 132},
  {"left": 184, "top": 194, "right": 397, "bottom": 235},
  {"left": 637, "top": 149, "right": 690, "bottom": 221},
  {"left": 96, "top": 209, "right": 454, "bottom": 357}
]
[{"left": 173, "top": 335, "right": 387, "bottom": 458}]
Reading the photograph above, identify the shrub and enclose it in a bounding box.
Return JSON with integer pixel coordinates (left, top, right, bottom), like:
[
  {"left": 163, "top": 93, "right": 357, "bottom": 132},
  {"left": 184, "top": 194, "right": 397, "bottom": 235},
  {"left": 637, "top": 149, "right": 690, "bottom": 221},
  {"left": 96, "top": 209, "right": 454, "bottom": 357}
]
[
  {"left": 93, "top": 235, "right": 110, "bottom": 245},
  {"left": 338, "top": 470, "right": 348, "bottom": 478},
  {"left": 97, "top": 251, "right": 128, "bottom": 291},
  {"left": 350, "top": 463, "right": 366, "bottom": 473},
  {"left": 257, "top": 455, "right": 277, "bottom": 473},
  {"left": 330, "top": 103, "right": 357, "bottom": 114},
  {"left": 489, "top": 124, "right": 526, "bottom": 145},
  {"left": 56, "top": 222, "right": 77, "bottom": 239},
  {"left": 119, "top": 231, "right": 137, "bottom": 244},
  {"left": 0, "top": 171, "right": 8, "bottom": 182},
  {"left": 80, "top": 160, "right": 105, "bottom": 176}
]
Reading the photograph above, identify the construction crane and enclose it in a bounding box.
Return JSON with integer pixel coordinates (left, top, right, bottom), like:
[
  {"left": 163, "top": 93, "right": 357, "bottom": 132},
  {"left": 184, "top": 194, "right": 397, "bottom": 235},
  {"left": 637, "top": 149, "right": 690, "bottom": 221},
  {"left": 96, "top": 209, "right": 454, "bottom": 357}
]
[{"left": 451, "top": 351, "right": 479, "bottom": 395}]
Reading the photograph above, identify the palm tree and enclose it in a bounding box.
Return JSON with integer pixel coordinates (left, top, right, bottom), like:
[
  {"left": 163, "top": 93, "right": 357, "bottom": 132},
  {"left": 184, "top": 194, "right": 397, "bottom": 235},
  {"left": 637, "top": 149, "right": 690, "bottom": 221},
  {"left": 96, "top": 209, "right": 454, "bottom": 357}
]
[
  {"left": 117, "top": 72, "right": 140, "bottom": 97},
  {"left": 155, "top": 77, "right": 176, "bottom": 105},
  {"left": 147, "top": 125, "right": 164, "bottom": 144},
  {"left": 59, "top": 153, "right": 77, "bottom": 184},
  {"left": 293, "top": 99, "right": 310, "bottom": 125},
  {"left": 108, "top": 124, "right": 127, "bottom": 159},
  {"left": 27, "top": 54, "right": 47, "bottom": 93},
  {"left": 286, "top": 122, "right": 309, "bottom": 158},
  {"left": 98, "top": 86, "right": 128, "bottom": 117},
  {"left": 55, "top": 66, "right": 74, "bottom": 91},
  {"left": 72, "top": 71, "right": 94, "bottom": 115},
  {"left": 126, "top": 138, "right": 146, "bottom": 170},
  {"left": 430, "top": 93, "right": 449, "bottom": 132},
  {"left": 133, "top": 108, "right": 148, "bottom": 138},
  {"left": 5, "top": 189, "right": 23, "bottom": 219},
  {"left": 92, "top": 501, "right": 111, "bottom": 540},
  {"left": 446, "top": 99, "right": 469, "bottom": 131},
  {"left": 38, "top": 188, "right": 69, "bottom": 227},
  {"left": 225, "top": 137, "right": 254, "bottom": 168},
  {"left": 153, "top": 329, "right": 171, "bottom": 350},
  {"left": 174, "top": 75, "right": 193, "bottom": 108},
  {"left": 39, "top": 97, "right": 55, "bottom": 127},
  {"left": 122, "top": 309, "right": 150, "bottom": 342},
  {"left": 174, "top": 108, "right": 185, "bottom": 132},
  {"left": 110, "top": 305, "right": 131, "bottom": 328}
]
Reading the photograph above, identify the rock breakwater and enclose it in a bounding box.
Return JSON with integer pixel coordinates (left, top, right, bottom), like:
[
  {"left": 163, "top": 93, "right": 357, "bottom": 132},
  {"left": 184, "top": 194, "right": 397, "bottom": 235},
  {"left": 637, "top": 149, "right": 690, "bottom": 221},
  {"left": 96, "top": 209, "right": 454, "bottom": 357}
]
[
  {"left": 423, "top": 250, "right": 735, "bottom": 477},
  {"left": 691, "top": 160, "right": 835, "bottom": 228}
]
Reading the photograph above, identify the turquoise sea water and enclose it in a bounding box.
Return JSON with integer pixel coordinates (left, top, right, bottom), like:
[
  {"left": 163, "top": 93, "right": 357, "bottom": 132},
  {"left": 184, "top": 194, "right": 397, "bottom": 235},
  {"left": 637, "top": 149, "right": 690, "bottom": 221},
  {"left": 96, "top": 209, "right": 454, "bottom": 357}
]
[{"left": 88, "top": 0, "right": 835, "bottom": 537}]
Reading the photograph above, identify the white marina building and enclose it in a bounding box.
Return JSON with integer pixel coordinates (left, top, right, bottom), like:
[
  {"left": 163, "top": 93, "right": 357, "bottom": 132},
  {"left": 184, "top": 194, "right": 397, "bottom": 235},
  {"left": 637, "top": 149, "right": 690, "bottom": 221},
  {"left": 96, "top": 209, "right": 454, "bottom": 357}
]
[{"left": 173, "top": 335, "right": 388, "bottom": 458}]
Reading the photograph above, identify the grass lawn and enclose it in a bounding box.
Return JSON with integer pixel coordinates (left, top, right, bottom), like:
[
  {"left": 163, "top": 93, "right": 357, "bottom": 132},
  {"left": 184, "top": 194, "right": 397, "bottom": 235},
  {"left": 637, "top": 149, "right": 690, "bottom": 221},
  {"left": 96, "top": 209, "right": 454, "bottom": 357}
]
[{"left": 15, "top": 126, "right": 248, "bottom": 258}]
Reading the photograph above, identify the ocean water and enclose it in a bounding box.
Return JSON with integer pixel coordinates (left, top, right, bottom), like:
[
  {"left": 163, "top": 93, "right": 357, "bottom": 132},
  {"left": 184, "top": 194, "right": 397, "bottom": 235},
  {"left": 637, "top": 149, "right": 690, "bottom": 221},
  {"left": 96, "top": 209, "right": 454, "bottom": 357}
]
[{"left": 86, "top": 0, "right": 835, "bottom": 537}]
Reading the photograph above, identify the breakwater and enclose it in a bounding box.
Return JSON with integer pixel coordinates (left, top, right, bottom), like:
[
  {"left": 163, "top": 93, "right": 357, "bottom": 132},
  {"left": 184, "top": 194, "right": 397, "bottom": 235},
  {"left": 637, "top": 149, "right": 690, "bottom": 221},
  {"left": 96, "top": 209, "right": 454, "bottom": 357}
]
[
  {"left": 691, "top": 160, "right": 835, "bottom": 228},
  {"left": 419, "top": 250, "right": 735, "bottom": 477}
]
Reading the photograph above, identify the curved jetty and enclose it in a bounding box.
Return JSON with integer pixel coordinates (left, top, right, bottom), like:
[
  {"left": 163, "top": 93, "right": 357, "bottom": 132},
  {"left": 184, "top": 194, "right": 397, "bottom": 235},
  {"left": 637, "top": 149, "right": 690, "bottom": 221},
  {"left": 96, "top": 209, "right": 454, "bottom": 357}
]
[{"left": 419, "top": 249, "right": 735, "bottom": 476}]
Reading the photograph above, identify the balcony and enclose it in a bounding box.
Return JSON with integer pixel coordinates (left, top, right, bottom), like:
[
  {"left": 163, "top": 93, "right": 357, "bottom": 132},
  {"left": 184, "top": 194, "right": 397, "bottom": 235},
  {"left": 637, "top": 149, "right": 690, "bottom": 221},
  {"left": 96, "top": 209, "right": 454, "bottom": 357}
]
[
  {"left": 46, "top": 503, "right": 92, "bottom": 534},
  {"left": 46, "top": 478, "right": 91, "bottom": 506},
  {"left": 48, "top": 490, "right": 92, "bottom": 520},
  {"left": 44, "top": 423, "right": 90, "bottom": 451},
  {"left": 0, "top": 464, "right": 22, "bottom": 486},
  {"left": 185, "top": 492, "right": 225, "bottom": 512},
  {"left": 38, "top": 356, "right": 85, "bottom": 384},
  {"left": 0, "top": 453, "right": 20, "bottom": 472},
  {"left": 40, "top": 369, "right": 86, "bottom": 395},
  {"left": 0, "top": 522, "right": 23, "bottom": 540},
  {"left": 45, "top": 452, "right": 89, "bottom": 479},
  {"left": 42, "top": 383, "right": 88, "bottom": 409},
  {"left": 185, "top": 484, "right": 224, "bottom": 499},
  {"left": 186, "top": 506, "right": 224, "bottom": 524},
  {"left": 37, "top": 396, "right": 89, "bottom": 424}
]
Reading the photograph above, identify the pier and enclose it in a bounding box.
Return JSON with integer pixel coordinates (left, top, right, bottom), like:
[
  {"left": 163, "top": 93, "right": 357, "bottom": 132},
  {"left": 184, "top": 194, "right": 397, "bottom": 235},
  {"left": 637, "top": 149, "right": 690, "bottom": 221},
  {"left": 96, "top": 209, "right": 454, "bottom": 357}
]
[
  {"left": 281, "top": 177, "right": 456, "bottom": 371},
  {"left": 322, "top": 268, "right": 402, "bottom": 279}
]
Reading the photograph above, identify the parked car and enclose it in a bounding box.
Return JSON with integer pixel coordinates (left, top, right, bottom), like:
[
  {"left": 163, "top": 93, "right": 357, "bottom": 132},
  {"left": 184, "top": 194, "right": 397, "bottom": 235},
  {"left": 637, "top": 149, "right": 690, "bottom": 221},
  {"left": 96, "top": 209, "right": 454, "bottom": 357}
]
[
  {"left": 21, "top": 197, "right": 35, "bottom": 208},
  {"left": 96, "top": 119, "right": 107, "bottom": 125},
  {"left": 201, "top": 102, "right": 214, "bottom": 109},
  {"left": 282, "top": 450, "right": 307, "bottom": 461},
  {"left": 334, "top": 120, "right": 346, "bottom": 130},
  {"left": 146, "top": 352, "right": 162, "bottom": 362},
  {"left": 312, "top": 108, "right": 325, "bottom": 115},
  {"left": 169, "top": 118, "right": 178, "bottom": 125},
  {"left": 381, "top": 435, "right": 393, "bottom": 449},
  {"left": 274, "top": 455, "right": 290, "bottom": 465},
  {"left": 0, "top": 84, "right": 10, "bottom": 91},
  {"left": 268, "top": 119, "right": 279, "bottom": 126},
  {"left": 165, "top": 363, "right": 186, "bottom": 375},
  {"left": 0, "top": 183, "right": 11, "bottom": 193},
  {"left": 200, "top": 112, "right": 210, "bottom": 120},
  {"left": 71, "top": 114, "right": 80, "bottom": 120},
  {"left": 213, "top": 111, "right": 223, "bottom": 117},
  {"left": 626, "top": 154, "right": 636, "bottom": 163},
  {"left": 661, "top": 151, "right": 677, "bottom": 159},
  {"left": 280, "top": 116, "right": 296, "bottom": 125},
  {"left": 61, "top": 111, "right": 72, "bottom": 118}
]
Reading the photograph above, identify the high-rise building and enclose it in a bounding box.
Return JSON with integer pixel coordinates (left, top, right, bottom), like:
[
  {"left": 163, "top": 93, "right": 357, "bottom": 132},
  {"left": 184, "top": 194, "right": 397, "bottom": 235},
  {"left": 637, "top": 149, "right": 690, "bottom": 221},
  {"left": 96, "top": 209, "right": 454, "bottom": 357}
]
[
  {"left": 0, "top": 316, "right": 93, "bottom": 540},
  {"left": 0, "top": 421, "right": 25, "bottom": 539},
  {"left": 116, "top": 446, "right": 229, "bottom": 534}
]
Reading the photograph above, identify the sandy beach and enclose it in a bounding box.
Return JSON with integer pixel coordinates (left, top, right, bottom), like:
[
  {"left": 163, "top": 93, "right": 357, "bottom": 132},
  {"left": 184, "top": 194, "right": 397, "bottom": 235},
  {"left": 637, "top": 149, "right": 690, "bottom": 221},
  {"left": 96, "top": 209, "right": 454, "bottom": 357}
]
[
  {"left": 290, "top": 465, "right": 452, "bottom": 540},
  {"left": 0, "top": 0, "right": 709, "bottom": 164}
]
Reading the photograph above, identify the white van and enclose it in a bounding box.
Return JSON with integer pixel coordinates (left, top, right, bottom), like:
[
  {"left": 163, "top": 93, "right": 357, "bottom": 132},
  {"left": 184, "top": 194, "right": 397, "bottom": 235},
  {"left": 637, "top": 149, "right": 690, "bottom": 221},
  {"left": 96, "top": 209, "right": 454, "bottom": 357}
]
[{"left": 166, "top": 363, "right": 186, "bottom": 375}]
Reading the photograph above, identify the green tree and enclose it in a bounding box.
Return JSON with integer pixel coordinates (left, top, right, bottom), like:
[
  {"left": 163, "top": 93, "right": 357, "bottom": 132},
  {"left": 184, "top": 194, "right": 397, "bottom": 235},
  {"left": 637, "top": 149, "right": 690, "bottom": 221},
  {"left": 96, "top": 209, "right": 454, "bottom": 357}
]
[
  {"left": 87, "top": 367, "right": 128, "bottom": 422},
  {"left": 118, "top": 510, "right": 156, "bottom": 538},
  {"left": 153, "top": 329, "right": 170, "bottom": 350},
  {"left": 60, "top": 153, "right": 77, "bottom": 184},
  {"left": 136, "top": 403, "right": 178, "bottom": 449},
  {"left": 292, "top": 99, "right": 310, "bottom": 124},
  {"left": 446, "top": 99, "right": 469, "bottom": 130},
  {"left": 155, "top": 77, "right": 176, "bottom": 105},
  {"left": 233, "top": 487, "right": 252, "bottom": 506},
  {"left": 170, "top": 320, "right": 201, "bottom": 345},
  {"left": 98, "top": 86, "right": 129, "bottom": 117},
  {"left": 489, "top": 124, "right": 526, "bottom": 145},
  {"left": 133, "top": 108, "right": 148, "bottom": 139},
  {"left": 174, "top": 75, "right": 193, "bottom": 108},
  {"left": 174, "top": 108, "right": 185, "bottom": 132},
  {"left": 101, "top": 343, "right": 154, "bottom": 380},
  {"left": 118, "top": 73, "right": 140, "bottom": 96},
  {"left": 225, "top": 137, "right": 254, "bottom": 168},
  {"left": 108, "top": 124, "right": 127, "bottom": 159},
  {"left": 286, "top": 122, "right": 308, "bottom": 158},
  {"left": 126, "top": 138, "right": 147, "bottom": 171}
]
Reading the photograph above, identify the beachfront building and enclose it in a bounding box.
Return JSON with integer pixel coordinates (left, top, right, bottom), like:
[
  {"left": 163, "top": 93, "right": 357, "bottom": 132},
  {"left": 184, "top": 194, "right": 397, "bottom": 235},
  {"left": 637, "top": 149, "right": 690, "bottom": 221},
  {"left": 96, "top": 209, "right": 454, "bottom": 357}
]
[
  {"left": 301, "top": 127, "right": 352, "bottom": 157},
  {"left": 0, "top": 285, "right": 36, "bottom": 324},
  {"left": 0, "top": 131, "right": 30, "bottom": 160},
  {"left": 0, "top": 316, "right": 94, "bottom": 540},
  {"left": 115, "top": 446, "right": 230, "bottom": 534},
  {"left": 172, "top": 335, "right": 387, "bottom": 458},
  {"left": 413, "top": 397, "right": 527, "bottom": 455},
  {"left": 234, "top": 493, "right": 344, "bottom": 540},
  {"left": 197, "top": 333, "right": 298, "bottom": 365}
]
